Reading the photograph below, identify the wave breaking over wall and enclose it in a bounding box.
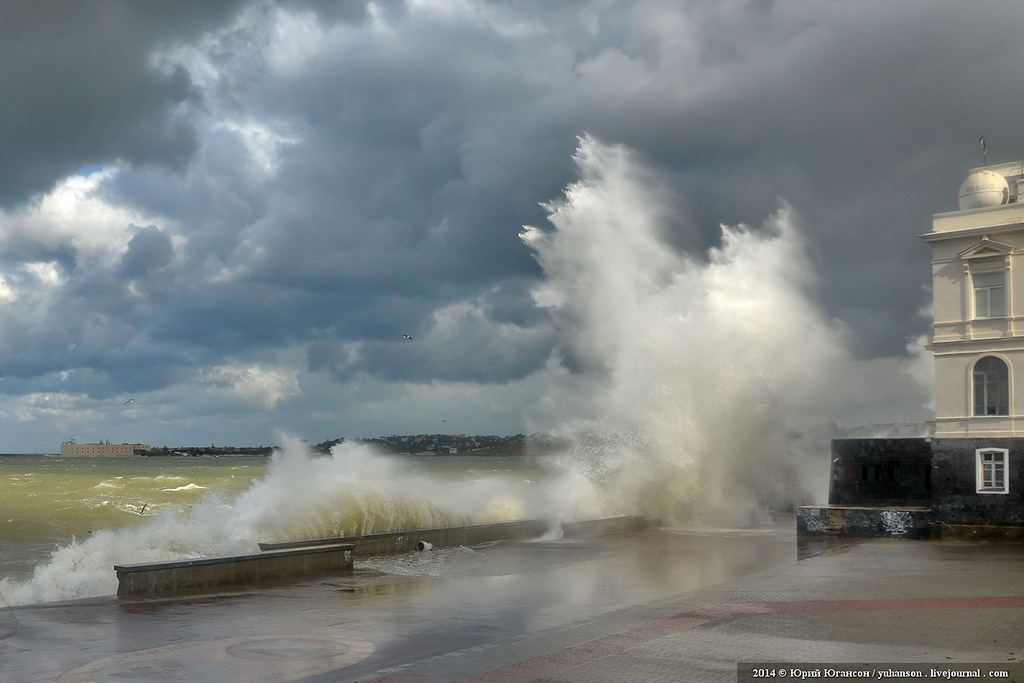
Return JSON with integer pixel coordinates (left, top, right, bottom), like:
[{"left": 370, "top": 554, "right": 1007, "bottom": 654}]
[
  {"left": 0, "top": 136, "right": 931, "bottom": 606},
  {"left": 0, "top": 439, "right": 558, "bottom": 605},
  {"left": 520, "top": 135, "right": 930, "bottom": 527}
]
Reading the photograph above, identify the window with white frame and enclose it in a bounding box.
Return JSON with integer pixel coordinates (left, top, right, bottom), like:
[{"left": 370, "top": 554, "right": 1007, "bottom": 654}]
[
  {"left": 973, "top": 270, "right": 1006, "bottom": 318},
  {"left": 976, "top": 448, "right": 1009, "bottom": 494},
  {"left": 973, "top": 356, "right": 1010, "bottom": 416}
]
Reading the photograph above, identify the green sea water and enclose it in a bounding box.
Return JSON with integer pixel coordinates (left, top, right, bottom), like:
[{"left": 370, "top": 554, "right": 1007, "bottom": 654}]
[
  {"left": 0, "top": 444, "right": 558, "bottom": 606},
  {"left": 0, "top": 454, "right": 268, "bottom": 581}
]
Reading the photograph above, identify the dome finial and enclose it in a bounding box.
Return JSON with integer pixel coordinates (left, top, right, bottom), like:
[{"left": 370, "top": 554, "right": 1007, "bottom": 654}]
[{"left": 958, "top": 169, "right": 1008, "bottom": 210}]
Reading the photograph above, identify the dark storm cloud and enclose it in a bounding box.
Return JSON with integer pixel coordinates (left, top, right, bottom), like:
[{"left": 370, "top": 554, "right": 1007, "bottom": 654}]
[
  {"left": 0, "top": 0, "right": 244, "bottom": 207},
  {"left": 2, "top": 0, "right": 1024, "bottom": 448},
  {"left": 543, "top": 1, "right": 1024, "bottom": 357},
  {"left": 119, "top": 225, "right": 173, "bottom": 279},
  {"left": 87, "top": 1, "right": 584, "bottom": 376}
]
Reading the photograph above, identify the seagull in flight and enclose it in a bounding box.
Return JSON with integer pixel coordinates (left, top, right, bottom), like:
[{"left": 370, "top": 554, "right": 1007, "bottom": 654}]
[
  {"left": 403, "top": 335, "right": 413, "bottom": 340},
  {"left": 124, "top": 398, "right": 135, "bottom": 406}
]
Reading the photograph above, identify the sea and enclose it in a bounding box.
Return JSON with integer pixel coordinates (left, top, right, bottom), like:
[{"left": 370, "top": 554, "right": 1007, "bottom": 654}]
[{"left": 0, "top": 441, "right": 558, "bottom": 607}]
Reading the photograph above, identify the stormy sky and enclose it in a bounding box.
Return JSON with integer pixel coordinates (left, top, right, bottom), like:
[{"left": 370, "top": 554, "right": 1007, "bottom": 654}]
[{"left": 0, "top": 0, "right": 1019, "bottom": 452}]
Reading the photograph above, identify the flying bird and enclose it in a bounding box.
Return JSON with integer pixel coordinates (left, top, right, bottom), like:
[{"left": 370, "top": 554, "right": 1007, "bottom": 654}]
[
  {"left": 124, "top": 398, "right": 135, "bottom": 406},
  {"left": 403, "top": 335, "right": 413, "bottom": 340}
]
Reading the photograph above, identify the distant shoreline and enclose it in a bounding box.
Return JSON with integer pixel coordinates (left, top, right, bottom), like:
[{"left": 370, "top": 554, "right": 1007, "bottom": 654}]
[{"left": 12, "top": 434, "right": 567, "bottom": 459}]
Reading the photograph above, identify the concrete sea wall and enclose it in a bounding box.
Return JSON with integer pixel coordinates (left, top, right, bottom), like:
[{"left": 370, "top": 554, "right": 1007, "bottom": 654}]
[
  {"left": 116, "top": 517, "right": 648, "bottom": 599},
  {"left": 258, "top": 516, "right": 649, "bottom": 556},
  {"left": 115, "top": 543, "right": 353, "bottom": 598}
]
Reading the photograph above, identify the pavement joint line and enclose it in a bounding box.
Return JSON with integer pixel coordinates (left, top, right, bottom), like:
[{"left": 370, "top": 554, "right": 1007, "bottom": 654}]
[{"left": 394, "top": 595, "right": 1024, "bottom": 683}]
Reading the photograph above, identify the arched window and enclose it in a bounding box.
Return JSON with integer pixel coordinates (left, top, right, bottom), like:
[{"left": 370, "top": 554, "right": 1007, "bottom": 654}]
[{"left": 973, "top": 356, "right": 1009, "bottom": 416}]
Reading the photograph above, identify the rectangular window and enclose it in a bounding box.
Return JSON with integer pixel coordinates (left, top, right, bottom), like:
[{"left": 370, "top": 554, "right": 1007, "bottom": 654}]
[
  {"left": 976, "top": 449, "right": 1009, "bottom": 494},
  {"left": 974, "top": 271, "right": 1006, "bottom": 318}
]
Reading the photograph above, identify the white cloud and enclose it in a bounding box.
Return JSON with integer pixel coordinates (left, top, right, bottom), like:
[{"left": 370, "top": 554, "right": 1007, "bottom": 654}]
[
  {"left": 201, "top": 362, "right": 300, "bottom": 409},
  {"left": 0, "top": 171, "right": 168, "bottom": 263},
  {"left": 215, "top": 119, "right": 299, "bottom": 178},
  {"left": 265, "top": 6, "right": 329, "bottom": 76},
  {"left": 8, "top": 392, "right": 101, "bottom": 425},
  {"left": 0, "top": 274, "right": 15, "bottom": 303}
]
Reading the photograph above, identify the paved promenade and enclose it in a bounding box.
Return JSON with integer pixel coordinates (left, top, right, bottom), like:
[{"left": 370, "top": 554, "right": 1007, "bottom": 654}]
[{"left": 1, "top": 526, "right": 1022, "bottom": 682}]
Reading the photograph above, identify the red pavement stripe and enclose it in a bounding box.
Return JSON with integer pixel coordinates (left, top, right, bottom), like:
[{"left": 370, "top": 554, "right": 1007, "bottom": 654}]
[
  {"left": 464, "top": 595, "right": 1024, "bottom": 683},
  {"left": 755, "top": 595, "right": 1024, "bottom": 613}
]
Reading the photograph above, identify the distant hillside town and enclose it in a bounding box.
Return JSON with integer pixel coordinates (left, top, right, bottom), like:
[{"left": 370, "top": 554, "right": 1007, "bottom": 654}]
[
  {"left": 59, "top": 434, "right": 562, "bottom": 457},
  {"left": 313, "top": 433, "right": 535, "bottom": 457}
]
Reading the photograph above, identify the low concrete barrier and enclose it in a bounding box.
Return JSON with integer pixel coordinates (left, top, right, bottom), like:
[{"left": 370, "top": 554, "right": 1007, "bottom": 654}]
[
  {"left": 258, "top": 516, "right": 649, "bottom": 556},
  {"left": 115, "top": 543, "right": 353, "bottom": 598},
  {"left": 113, "top": 517, "right": 647, "bottom": 599}
]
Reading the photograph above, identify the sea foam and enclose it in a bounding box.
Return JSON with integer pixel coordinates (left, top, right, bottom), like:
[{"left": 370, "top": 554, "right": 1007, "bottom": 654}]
[
  {"left": 0, "top": 438, "right": 554, "bottom": 606},
  {"left": 0, "top": 136, "right": 930, "bottom": 606}
]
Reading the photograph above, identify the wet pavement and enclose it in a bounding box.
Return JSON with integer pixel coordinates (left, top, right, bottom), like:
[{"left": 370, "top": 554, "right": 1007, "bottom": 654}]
[{"left": 1, "top": 522, "right": 1023, "bottom": 682}]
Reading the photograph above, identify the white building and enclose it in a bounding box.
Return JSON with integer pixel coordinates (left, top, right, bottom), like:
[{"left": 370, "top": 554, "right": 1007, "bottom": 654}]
[{"left": 923, "top": 161, "right": 1024, "bottom": 438}]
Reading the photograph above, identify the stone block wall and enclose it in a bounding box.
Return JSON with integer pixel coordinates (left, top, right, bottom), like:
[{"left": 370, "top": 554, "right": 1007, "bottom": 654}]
[
  {"left": 930, "top": 438, "right": 1024, "bottom": 526},
  {"left": 798, "top": 505, "right": 930, "bottom": 539},
  {"left": 829, "top": 438, "right": 933, "bottom": 506}
]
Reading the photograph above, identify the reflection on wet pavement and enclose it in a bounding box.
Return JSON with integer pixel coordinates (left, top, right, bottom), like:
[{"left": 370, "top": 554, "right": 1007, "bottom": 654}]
[{"left": 6, "top": 518, "right": 807, "bottom": 682}]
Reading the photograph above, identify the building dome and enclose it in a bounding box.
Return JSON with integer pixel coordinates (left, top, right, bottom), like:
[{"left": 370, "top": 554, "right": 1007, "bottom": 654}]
[{"left": 958, "top": 169, "right": 1009, "bottom": 210}]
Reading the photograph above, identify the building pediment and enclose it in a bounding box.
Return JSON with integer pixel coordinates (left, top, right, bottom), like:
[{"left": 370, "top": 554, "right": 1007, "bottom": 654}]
[{"left": 958, "top": 237, "right": 1014, "bottom": 260}]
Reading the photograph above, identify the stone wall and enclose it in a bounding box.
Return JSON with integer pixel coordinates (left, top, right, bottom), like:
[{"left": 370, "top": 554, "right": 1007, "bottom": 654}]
[
  {"left": 798, "top": 505, "right": 930, "bottom": 539},
  {"left": 801, "top": 437, "right": 1024, "bottom": 538},
  {"left": 930, "top": 438, "right": 1024, "bottom": 526},
  {"left": 829, "top": 438, "right": 932, "bottom": 506}
]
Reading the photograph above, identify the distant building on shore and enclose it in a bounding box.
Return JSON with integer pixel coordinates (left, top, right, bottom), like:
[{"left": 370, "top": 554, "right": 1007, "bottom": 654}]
[{"left": 60, "top": 441, "right": 151, "bottom": 457}]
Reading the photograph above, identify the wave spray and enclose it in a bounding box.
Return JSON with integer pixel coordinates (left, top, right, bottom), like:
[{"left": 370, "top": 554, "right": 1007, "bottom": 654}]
[
  {"left": 0, "top": 136, "right": 928, "bottom": 606},
  {"left": 0, "top": 440, "right": 554, "bottom": 605},
  {"left": 520, "top": 135, "right": 928, "bottom": 526}
]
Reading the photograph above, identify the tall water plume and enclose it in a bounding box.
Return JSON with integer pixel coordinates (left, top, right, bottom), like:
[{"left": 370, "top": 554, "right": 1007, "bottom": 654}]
[
  {"left": 0, "top": 136, "right": 929, "bottom": 606},
  {"left": 521, "top": 135, "right": 928, "bottom": 526}
]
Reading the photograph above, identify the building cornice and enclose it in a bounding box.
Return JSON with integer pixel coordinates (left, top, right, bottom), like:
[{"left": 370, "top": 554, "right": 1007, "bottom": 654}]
[{"left": 921, "top": 223, "right": 1024, "bottom": 244}]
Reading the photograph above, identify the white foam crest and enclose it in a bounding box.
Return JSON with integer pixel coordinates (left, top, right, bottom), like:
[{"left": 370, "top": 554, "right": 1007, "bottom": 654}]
[
  {"left": 522, "top": 135, "right": 928, "bottom": 526},
  {"left": 0, "top": 437, "right": 555, "bottom": 606},
  {"left": 160, "top": 483, "right": 207, "bottom": 492}
]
